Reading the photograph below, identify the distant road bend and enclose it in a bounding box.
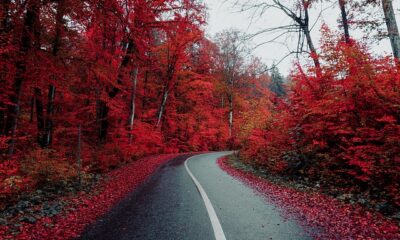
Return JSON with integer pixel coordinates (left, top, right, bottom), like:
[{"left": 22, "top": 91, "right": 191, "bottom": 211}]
[{"left": 80, "top": 152, "right": 310, "bottom": 240}]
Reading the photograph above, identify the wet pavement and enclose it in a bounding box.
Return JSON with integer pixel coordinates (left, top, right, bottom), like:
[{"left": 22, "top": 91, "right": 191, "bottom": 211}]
[{"left": 79, "top": 152, "right": 310, "bottom": 240}]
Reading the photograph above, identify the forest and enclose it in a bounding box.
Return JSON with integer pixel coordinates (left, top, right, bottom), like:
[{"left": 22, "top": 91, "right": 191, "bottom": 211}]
[{"left": 0, "top": 0, "right": 399, "bottom": 236}]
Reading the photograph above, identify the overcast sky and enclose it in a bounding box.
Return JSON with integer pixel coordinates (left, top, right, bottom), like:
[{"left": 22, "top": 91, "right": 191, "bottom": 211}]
[{"left": 203, "top": 0, "right": 400, "bottom": 76}]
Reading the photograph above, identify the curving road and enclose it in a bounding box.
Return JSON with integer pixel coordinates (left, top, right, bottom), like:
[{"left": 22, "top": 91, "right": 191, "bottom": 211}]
[{"left": 79, "top": 152, "right": 310, "bottom": 240}]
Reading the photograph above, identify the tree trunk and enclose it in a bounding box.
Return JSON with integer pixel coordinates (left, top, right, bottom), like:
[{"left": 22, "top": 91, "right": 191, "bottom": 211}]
[
  {"left": 0, "top": 103, "right": 5, "bottom": 135},
  {"left": 301, "top": 2, "right": 321, "bottom": 76},
  {"left": 34, "top": 86, "right": 56, "bottom": 148},
  {"left": 40, "top": 0, "right": 64, "bottom": 147},
  {"left": 304, "top": 28, "right": 321, "bottom": 71},
  {"left": 76, "top": 124, "right": 82, "bottom": 188},
  {"left": 52, "top": 0, "right": 64, "bottom": 57},
  {"left": 29, "top": 95, "right": 35, "bottom": 123},
  {"left": 228, "top": 94, "right": 233, "bottom": 137},
  {"left": 43, "top": 85, "right": 55, "bottom": 146},
  {"left": 0, "top": 0, "right": 10, "bottom": 34},
  {"left": 156, "top": 89, "right": 169, "bottom": 127},
  {"left": 142, "top": 71, "right": 148, "bottom": 109},
  {"left": 5, "top": 72, "right": 23, "bottom": 155},
  {"left": 382, "top": 0, "right": 400, "bottom": 59},
  {"left": 0, "top": 0, "right": 10, "bottom": 136},
  {"left": 109, "top": 39, "right": 135, "bottom": 98},
  {"left": 128, "top": 67, "right": 138, "bottom": 144},
  {"left": 339, "top": 0, "right": 350, "bottom": 44},
  {"left": 6, "top": 1, "right": 39, "bottom": 155},
  {"left": 98, "top": 39, "right": 136, "bottom": 142},
  {"left": 34, "top": 88, "right": 45, "bottom": 146},
  {"left": 97, "top": 99, "right": 108, "bottom": 143}
]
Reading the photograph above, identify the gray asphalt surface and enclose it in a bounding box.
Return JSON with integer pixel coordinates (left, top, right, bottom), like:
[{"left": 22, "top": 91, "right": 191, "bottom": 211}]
[{"left": 79, "top": 152, "right": 310, "bottom": 240}]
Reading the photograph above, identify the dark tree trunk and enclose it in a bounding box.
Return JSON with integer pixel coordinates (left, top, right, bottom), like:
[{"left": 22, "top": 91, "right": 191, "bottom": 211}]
[
  {"left": 0, "top": 103, "right": 5, "bottom": 135},
  {"left": 29, "top": 95, "right": 35, "bottom": 123},
  {"left": 109, "top": 39, "right": 135, "bottom": 98},
  {"left": 0, "top": 0, "right": 11, "bottom": 136},
  {"left": 97, "top": 100, "right": 109, "bottom": 143},
  {"left": 40, "top": 0, "right": 65, "bottom": 147},
  {"left": 43, "top": 85, "right": 55, "bottom": 146},
  {"left": 142, "top": 71, "right": 148, "bottom": 109},
  {"left": 34, "top": 88, "right": 45, "bottom": 146},
  {"left": 52, "top": 0, "right": 64, "bottom": 57},
  {"left": 97, "top": 39, "right": 136, "bottom": 142},
  {"left": 76, "top": 124, "right": 82, "bottom": 188},
  {"left": 382, "top": 0, "right": 400, "bottom": 60},
  {"left": 339, "top": 0, "right": 350, "bottom": 44},
  {"left": 301, "top": 1, "right": 321, "bottom": 77},
  {"left": 0, "top": 0, "right": 10, "bottom": 34},
  {"left": 4, "top": 74, "right": 23, "bottom": 137},
  {"left": 304, "top": 27, "right": 321, "bottom": 71},
  {"left": 5, "top": 1, "right": 39, "bottom": 155}
]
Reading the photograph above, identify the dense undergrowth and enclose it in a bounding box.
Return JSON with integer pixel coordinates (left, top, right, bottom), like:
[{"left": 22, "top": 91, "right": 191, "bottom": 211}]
[
  {"left": 239, "top": 28, "right": 400, "bottom": 217},
  {"left": 0, "top": 153, "right": 188, "bottom": 239}
]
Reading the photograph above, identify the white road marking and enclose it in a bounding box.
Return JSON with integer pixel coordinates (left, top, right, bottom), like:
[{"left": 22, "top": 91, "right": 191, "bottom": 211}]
[{"left": 185, "top": 155, "right": 227, "bottom": 240}]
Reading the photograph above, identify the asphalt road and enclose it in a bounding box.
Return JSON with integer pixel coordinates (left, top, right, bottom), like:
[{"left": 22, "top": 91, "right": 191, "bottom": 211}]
[{"left": 79, "top": 152, "right": 310, "bottom": 240}]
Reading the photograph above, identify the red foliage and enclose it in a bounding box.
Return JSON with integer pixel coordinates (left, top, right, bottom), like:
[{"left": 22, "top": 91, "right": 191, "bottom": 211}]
[
  {"left": 240, "top": 27, "right": 400, "bottom": 207},
  {"left": 3, "top": 1, "right": 398, "bottom": 237},
  {"left": 0, "top": 160, "right": 32, "bottom": 196},
  {"left": 0, "top": 3, "right": 273, "bottom": 228},
  {"left": 218, "top": 157, "right": 400, "bottom": 239}
]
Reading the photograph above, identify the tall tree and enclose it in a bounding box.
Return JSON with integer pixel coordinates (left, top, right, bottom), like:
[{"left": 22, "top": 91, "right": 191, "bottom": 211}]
[
  {"left": 88, "top": 0, "right": 129, "bottom": 143},
  {"left": 155, "top": 1, "right": 204, "bottom": 127},
  {"left": 36, "top": 0, "right": 66, "bottom": 147},
  {"left": 5, "top": 0, "right": 41, "bottom": 155},
  {"left": 215, "top": 30, "right": 246, "bottom": 137}
]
